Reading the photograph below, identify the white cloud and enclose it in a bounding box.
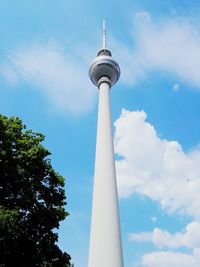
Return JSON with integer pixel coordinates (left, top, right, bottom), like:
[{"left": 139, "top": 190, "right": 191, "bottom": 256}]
[
  {"left": 114, "top": 109, "right": 200, "bottom": 219},
  {"left": 140, "top": 249, "right": 200, "bottom": 267},
  {"left": 114, "top": 109, "right": 200, "bottom": 267},
  {"left": 129, "top": 232, "right": 152, "bottom": 243},
  {"left": 153, "top": 222, "right": 200, "bottom": 249},
  {"left": 114, "top": 14, "right": 200, "bottom": 88},
  {"left": 9, "top": 41, "right": 96, "bottom": 114},
  {"left": 130, "top": 222, "right": 200, "bottom": 249}
]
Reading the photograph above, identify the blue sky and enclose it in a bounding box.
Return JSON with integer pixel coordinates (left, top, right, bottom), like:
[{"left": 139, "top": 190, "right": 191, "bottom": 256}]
[{"left": 1, "top": 1, "right": 200, "bottom": 266}]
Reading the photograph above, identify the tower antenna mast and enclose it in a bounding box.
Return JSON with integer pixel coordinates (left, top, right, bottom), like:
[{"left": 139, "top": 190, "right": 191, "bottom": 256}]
[{"left": 103, "top": 19, "right": 106, "bottom": 49}]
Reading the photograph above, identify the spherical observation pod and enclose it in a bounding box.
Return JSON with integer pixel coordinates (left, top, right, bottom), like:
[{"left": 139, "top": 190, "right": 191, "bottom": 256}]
[{"left": 89, "top": 49, "right": 120, "bottom": 87}]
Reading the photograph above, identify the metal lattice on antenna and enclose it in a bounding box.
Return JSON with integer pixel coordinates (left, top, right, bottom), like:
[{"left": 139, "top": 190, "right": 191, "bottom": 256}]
[{"left": 103, "top": 20, "right": 106, "bottom": 49}]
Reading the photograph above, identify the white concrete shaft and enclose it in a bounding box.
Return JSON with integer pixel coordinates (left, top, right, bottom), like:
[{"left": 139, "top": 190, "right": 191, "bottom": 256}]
[{"left": 88, "top": 79, "right": 124, "bottom": 267}]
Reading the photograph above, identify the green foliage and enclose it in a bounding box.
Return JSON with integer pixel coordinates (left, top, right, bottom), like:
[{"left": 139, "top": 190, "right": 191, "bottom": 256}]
[{"left": 0, "top": 115, "right": 71, "bottom": 266}]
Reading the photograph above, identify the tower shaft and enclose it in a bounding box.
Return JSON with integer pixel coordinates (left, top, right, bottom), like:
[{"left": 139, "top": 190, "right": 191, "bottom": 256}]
[{"left": 88, "top": 77, "right": 124, "bottom": 267}]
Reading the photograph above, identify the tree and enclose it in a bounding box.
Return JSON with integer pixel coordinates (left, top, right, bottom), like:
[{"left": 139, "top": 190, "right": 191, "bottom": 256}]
[{"left": 0, "top": 115, "right": 71, "bottom": 267}]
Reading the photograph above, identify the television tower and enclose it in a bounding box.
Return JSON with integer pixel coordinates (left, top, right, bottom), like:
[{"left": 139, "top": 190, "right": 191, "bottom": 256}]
[{"left": 88, "top": 21, "right": 124, "bottom": 267}]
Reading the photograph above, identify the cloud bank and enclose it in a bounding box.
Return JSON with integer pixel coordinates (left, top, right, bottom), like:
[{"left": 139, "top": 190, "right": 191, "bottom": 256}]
[
  {"left": 115, "top": 13, "right": 200, "bottom": 89},
  {"left": 130, "top": 221, "right": 200, "bottom": 249},
  {"left": 114, "top": 109, "right": 200, "bottom": 219},
  {"left": 2, "top": 13, "right": 200, "bottom": 115},
  {"left": 111, "top": 12, "right": 200, "bottom": 266},
  {"left": 9, "top": 41, "right": 96, "bottom": 114},
  {"left": 114, "top": 108, "right": 200, "bottom": 267},
  {"left": 140, "top": 249, "right": 200, "bottom": 267}
]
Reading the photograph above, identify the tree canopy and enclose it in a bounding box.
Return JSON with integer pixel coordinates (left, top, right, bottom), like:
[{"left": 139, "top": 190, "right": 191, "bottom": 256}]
[{"left": 0, "top": 115, "right": 71, "bottom": 267}]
